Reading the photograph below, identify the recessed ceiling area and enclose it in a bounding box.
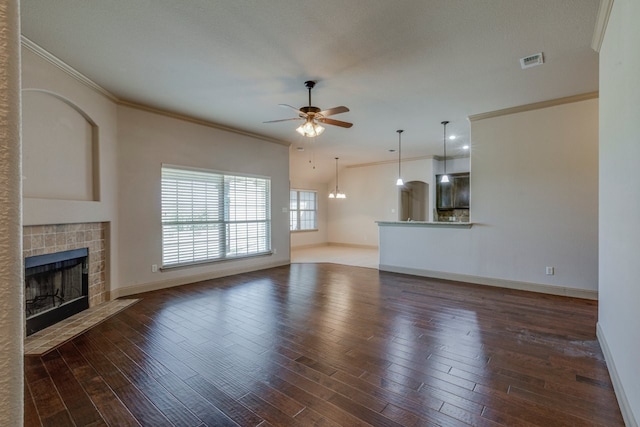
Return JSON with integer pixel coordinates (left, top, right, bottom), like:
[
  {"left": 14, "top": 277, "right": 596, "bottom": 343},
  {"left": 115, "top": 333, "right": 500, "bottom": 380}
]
[{"left": 20, "top": 0, "right": 600, "bottom": 183}]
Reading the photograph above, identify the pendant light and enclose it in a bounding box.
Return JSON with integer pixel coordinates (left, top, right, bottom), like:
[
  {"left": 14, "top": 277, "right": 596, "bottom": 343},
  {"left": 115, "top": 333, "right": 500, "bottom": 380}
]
[
  {"left": 441, "top": 121, "right": 450, "bottom": 183},
  {"left": 396, "top": 130, "right": 404, "bottom": 186},
  {"left": 329, "top": 157, "right": 346, "bottom": 199}
]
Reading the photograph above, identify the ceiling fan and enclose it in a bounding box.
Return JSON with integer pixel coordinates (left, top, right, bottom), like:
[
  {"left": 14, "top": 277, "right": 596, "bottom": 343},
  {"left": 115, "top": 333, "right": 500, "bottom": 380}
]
[{"left": 264, "top": 80, "right": 352, "bottom": 137}]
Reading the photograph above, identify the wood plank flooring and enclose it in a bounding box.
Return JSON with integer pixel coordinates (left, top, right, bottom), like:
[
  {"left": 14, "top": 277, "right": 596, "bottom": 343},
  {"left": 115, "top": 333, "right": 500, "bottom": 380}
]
[{"left": 24, "top": 263, "right": 624, "bottom": 426}]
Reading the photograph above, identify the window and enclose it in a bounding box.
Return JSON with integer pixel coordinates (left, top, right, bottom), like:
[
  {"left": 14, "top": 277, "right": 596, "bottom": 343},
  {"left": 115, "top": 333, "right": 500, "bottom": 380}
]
[
  {"left": 161, "top": 165, "right": 271, "bottom": 268},
  {"left": 290, "top": 190, "right": 317, "bottom": 231}
]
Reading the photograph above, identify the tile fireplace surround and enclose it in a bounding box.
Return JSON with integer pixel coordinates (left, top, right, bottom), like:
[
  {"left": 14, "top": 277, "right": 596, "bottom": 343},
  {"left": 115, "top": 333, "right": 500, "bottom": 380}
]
[{"left": 23, "top": 223, "right": 108, "bottom": 309}]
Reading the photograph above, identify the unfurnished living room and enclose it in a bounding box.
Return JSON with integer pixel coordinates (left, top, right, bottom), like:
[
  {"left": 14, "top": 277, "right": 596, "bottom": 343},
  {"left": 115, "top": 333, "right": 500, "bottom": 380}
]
[{"left": 1, "top": 1, "right": 639, "bottom": 426}]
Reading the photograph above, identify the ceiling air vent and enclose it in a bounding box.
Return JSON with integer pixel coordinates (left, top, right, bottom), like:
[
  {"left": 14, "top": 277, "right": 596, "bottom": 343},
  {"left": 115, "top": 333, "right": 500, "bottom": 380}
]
[{"left": 520, "top": 53, "right": 544, "bottom": 69}]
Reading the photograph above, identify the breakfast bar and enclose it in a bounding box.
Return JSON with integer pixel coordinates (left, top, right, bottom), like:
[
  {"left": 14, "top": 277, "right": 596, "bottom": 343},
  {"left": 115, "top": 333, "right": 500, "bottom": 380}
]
[{"left": 377, "top": 220, "right": 475, "bottom": 280}]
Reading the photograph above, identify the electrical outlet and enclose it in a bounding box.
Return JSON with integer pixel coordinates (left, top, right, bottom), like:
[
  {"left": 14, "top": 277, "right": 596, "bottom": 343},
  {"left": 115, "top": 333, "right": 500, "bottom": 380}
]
[
  {"left": 273, "top": 248, "right": 277, "bottom": 254},
  {"left": 545, "top": 266, "right": 554, "bottom": 275},
  {"left": 151, "top": 264, "right": 158, "bottom": 273}
]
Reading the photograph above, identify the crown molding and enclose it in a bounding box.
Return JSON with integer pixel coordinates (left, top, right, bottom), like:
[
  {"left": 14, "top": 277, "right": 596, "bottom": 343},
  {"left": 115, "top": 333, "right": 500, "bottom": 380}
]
[
  {"left": 21, "top": 36, "right": 119, "bottom": 102},
  {"left": 592, "top": 0, "right": 614, "bottom": 53},
  {"left": 20, "top": 36, "right": 291, "bottom": 147},
  {"left": 468, "top": 92, "right": 599, "bottom": 122},
  {"left": 346, "top": 153, "right": 469, "bottom": 169},
  {"left": 118, "top": 99, "right": 291, "bottom": 147},
  {"left": 347, "top": 155, "right": 434, "bottom": 169},
  {"left": 432, "top": 154, "right": 470, "bottom": 162}
]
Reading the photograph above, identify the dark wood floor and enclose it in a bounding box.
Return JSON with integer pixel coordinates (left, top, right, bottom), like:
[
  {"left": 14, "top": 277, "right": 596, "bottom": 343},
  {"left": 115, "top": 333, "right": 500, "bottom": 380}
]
[{"left": 24, "top": 263, "right": 623, "bottom": 426}]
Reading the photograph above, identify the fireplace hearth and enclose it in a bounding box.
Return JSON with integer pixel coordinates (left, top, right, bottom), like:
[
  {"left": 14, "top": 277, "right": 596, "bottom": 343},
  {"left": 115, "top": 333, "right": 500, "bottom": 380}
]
[{"left": 25, "top": 247, "right": 89, "bottom": 336}]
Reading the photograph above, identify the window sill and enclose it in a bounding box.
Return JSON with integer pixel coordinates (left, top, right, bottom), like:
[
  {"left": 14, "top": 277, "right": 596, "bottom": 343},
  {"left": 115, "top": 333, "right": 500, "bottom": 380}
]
[{"left": 160, "top": 250, "right": 273, "bottom": 271}]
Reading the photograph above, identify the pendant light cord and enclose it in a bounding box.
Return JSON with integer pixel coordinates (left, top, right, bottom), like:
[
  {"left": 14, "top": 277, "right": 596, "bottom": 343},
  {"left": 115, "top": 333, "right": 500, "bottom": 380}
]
[
  {"left": 397, "top": 130, "right": 403, "bottom": 178},
  {"left": 441, "top": 121, "right": 449, "bottom": 176},
  {"left": 335, "top": 157, "right": 339, "bottom": 192}
]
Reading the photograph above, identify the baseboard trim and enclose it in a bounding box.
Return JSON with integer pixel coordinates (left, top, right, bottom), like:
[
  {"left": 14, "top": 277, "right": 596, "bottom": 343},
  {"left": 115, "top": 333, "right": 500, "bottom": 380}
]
[
  {"left": 328, "top": 242, "right": 379, "bottom": 250},
  {"left": 378, "top": 265, "right": 598, "bottom": 300},
  {"left": 291, "top": 243, "right": 329, "bottom": 250},
  {"left": 292, "top": 243, "right": 379, "bottom": 250},
  {"left": 109, "top": 260, "right": 290, "bottom": 299},
  {"left": 597, "top": 323, "right": 638, "bottom": 427}
]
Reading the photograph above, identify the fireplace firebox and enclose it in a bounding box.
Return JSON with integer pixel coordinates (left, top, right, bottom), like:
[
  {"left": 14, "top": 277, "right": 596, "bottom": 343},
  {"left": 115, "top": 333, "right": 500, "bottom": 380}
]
[{"left": 25, "top": 248, "right": 89, "bottom": 336}]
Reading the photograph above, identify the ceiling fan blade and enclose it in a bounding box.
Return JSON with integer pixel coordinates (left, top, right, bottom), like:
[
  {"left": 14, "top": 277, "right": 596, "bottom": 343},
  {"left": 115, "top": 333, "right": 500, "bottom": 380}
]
[
  {"left": 263, "top": 117, "right": 303, "bottom": 123},
  {"left": 279, "top": 104, "right": 306, "bottom": 115},
  {"left": 318, "top": 106, "right": 349, "bottom": 117},
  {"left": 318, "top": 117, "right": 353, "bottom": 128}
]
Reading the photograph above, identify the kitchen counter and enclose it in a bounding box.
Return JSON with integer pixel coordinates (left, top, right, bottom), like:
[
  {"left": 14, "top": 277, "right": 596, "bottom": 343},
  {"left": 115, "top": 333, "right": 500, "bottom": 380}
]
[{"left": 376, "top": 221, "right": 473, "bottom": 229}]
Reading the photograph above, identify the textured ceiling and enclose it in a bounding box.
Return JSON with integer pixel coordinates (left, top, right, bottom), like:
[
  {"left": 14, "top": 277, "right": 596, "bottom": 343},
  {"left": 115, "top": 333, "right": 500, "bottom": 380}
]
[{"left": 20, "top": 0, "right": 600, "bottom": 183}]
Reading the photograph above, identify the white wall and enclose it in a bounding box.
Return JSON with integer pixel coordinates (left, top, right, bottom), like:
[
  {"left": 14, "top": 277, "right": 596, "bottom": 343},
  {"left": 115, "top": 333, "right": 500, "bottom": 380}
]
[
  {"left": 380, "top": 98, "right": 599, "bottom": 296},
  {"left": 115, "top": 106, "right": 290, "bottom": 297},
  {"left": 326, "top": 156, "right": 471, "bottom": 247},
  {"left": 291, "top": 187, "right": 331, "bottom": 248},
  {"left": 20, "top": 45, "right": 120, "bottom": 288},
  {"left": 470, "top": 98, "right": 599, "bottom": 291},
  {"left": 328, "top": 158, "right": 436, "bottom": 247},
  {"left": 434, "top": 156, "right": 471, "bottom": 176},
  {"left": 290, "top": 178, "right": 329, "bottom": 248},
  {"left": 23, "top": 90, "right": 96, "bottom": 201},
  {"left": 21, "top": 48, "right": 119, "bottom": 225},
  {"left": 598, "top": 0, "right": 640, "bottom": 424},
  {"left": 21, "top": 43, "right": 293, "bottom": 301}
]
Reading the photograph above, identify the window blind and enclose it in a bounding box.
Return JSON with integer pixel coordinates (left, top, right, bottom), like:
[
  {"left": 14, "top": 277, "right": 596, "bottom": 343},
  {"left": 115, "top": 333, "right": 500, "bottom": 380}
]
[{"left": 162, "top": 166, "right": 271, "bottom": 267}]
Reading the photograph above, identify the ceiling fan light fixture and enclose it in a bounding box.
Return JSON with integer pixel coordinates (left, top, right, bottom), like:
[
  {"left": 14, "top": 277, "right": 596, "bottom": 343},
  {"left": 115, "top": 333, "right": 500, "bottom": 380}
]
[
  {"left": 265, "top": 81, "right": 351, "bottom": 137},
  {"left": 296, "top": 120, "right": 325, "bottom": 137}
]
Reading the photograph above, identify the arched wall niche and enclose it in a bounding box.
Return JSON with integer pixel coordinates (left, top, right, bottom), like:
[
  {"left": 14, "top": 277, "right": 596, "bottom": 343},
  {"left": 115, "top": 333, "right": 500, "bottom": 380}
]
[{"left": 22, "top": 88, "right": 100, "bottom": 201}]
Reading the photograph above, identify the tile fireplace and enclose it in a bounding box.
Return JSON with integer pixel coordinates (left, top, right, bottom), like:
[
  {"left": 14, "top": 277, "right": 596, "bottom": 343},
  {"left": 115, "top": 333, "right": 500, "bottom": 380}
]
[{"left": 23, "top": 223, "right": 108, "bottom": 335}]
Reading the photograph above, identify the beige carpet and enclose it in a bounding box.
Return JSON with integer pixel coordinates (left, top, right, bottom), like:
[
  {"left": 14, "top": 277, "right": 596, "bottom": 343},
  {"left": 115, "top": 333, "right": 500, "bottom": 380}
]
[{"left": 291, "top": 245, "right": 379, "bottom": 269}]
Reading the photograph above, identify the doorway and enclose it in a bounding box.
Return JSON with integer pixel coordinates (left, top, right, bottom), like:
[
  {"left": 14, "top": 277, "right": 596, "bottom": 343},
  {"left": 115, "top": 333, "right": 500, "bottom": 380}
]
[{"left": 400, "top": 181, "right": 428, "bottom": 221}]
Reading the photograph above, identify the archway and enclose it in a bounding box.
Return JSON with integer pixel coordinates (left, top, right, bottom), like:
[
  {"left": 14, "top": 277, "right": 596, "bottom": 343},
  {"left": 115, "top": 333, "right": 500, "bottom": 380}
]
[{"left": 400, "top": 180, "right": 428, "bottom": 221}]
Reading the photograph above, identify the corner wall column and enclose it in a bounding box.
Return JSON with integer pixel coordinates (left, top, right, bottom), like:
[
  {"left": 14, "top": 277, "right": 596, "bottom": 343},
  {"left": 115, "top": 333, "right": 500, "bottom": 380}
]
[{"left": 0, "top": 0, "right": 24, "bottom": 425}]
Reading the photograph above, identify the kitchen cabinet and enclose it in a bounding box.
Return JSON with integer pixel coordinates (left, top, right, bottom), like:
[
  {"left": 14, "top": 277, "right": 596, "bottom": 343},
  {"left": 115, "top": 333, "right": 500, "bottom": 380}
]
[{"left": 436, "top": 172, "right": 469, "bottom": 209}]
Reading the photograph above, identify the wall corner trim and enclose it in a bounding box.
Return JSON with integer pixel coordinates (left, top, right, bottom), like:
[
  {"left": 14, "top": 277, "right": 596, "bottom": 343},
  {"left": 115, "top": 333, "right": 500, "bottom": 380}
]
[
  {"left": 597, "top": 323, "right": 638, "bottom": 427},
  {"left": 592, "top": 0, "right": 614, "bottom": 53}
]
